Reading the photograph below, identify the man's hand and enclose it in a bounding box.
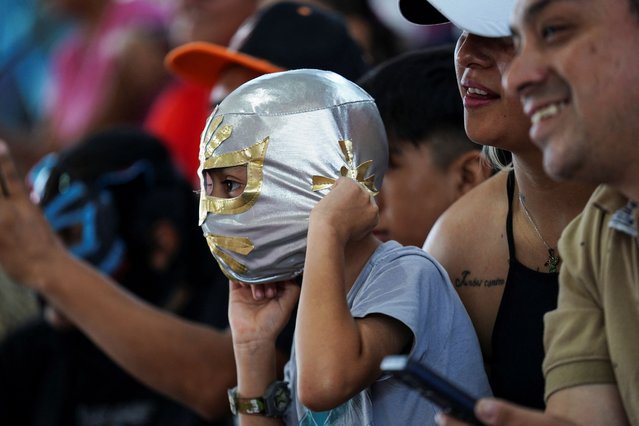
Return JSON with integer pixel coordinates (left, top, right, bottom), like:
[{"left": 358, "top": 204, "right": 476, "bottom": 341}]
[
  {"left": 0, "top": 141, "right": 65, "bottom": 289},
  {"left": 435, "top": 398, "right": 576, "bottom": 426}
]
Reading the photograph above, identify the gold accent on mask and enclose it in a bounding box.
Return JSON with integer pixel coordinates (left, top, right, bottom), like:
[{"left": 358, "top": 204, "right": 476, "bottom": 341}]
[
  {"left": 311, "top": 139, "right": 378, "bottom": 195},
  {"left": 204, "top": 233, "right": 254, "bottom": 276},
  {"left": 200, "top": 115, "right": 233, "bottom": 160},
  {"left": 198, "top": 115, "right": 270, "bottom": 223}
]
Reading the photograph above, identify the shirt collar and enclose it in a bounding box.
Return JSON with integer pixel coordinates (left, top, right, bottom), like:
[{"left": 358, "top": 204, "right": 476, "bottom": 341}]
[
  {"left": 590, "top": 185, "right": 638, "bottom": 237},
  {"left": 591, "top": 185, "right": 639, "bottom": 238},
  {"left": 609, "top": 199, "right": 638, "bottom": 238}
]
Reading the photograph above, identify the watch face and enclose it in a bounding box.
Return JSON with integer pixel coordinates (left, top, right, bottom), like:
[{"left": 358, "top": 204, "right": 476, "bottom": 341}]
[
  {"left": 274, "top": 386, "right": 291, "bottom": 410},
  {"left": 227, "top": 388, "right": 238, "bottom": 415},
  {"left": 229, "top": 381, "right": 291, "bottom": 417},
  {"left": 266, "top": 382, "right": 291, "bottom": 415}
]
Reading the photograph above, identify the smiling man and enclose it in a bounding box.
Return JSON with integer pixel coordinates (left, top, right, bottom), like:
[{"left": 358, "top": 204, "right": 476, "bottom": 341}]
[{"left": 501, "top": 0, "right": 639, "bottom": 423}]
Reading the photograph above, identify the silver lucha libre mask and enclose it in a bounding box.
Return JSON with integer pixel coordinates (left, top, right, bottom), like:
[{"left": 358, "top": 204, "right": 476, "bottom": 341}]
[{"left": 198, "top": 69, "right": 388, "bottom": 284}]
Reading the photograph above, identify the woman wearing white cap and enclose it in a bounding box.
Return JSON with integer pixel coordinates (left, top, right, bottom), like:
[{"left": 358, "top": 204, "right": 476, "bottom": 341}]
[{"left": 400, "top": 0, "right": 594, "bottom": 411}]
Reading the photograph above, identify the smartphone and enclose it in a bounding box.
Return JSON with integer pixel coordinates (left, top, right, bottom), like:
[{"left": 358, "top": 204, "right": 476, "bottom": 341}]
[{"left": 380, "top": 355, "right": 483, "bottom": 425}]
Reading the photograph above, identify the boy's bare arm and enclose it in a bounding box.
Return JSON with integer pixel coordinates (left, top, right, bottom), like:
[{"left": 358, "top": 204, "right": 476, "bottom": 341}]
[
  {"left": 296, "top": 177, "right": 412, "bottom": 411},
  {"left": 0, "top": 142, "right": 235, "bottom": 420}
]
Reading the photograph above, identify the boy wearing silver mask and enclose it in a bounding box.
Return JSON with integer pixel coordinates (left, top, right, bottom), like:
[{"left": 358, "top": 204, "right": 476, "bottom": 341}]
[{"left": 200, "top": 69, "right": 491, "bottom": 425}]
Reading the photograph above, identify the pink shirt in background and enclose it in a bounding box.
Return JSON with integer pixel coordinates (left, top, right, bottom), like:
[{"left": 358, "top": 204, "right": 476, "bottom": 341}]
[{"left": 47, "top": 0, "right": 170, "bottom": 147}]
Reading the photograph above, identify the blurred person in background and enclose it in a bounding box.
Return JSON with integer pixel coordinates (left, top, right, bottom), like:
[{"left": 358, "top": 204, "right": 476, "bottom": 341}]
[
  {"left": 0, "top": 0, "right": 69, "bottom": 138},
  {"left": 145, "top": 0, "right": 258, "bottom": 184},
  {"left": 0, "top": 0, "right": 66, "bottom": 346},
  {"left": 309, "top": 0, "right": 404, "bottom": 65},
  {"left": 0, "top": 127, "right": 231, "bottom": 426},
  {"left": 5, "top": 0, "right": 171, "bottom": 178}
]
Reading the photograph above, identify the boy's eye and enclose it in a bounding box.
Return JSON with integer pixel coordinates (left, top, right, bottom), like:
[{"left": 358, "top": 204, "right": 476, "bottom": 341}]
[
  {"left": 223, "top": 179, "right": 242, "bottom": 193},
  {"left": 202, "top": 165, "right": 247, "bottom": 198}
]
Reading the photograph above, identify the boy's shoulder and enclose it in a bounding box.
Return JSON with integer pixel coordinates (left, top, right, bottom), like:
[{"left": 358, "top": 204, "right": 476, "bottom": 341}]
[
  {"left": 368, "top": 240, "right": 445, "bottom": 273},
  {"left": 350, "top": 242, "right": 476, "bottom": 350},
  {"left": 353, "top": 241, "right": 452, "bottom": 300}
]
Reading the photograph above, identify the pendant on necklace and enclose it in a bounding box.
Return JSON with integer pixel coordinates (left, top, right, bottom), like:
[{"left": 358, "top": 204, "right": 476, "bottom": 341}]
[{"left": 545, "top": 248, "right": 561, "bottom": 273}]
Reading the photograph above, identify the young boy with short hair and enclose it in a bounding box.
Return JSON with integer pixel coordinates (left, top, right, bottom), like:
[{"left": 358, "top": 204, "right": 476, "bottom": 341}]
[
  {"left": 358, "top": 45, "right": 492, "bottom": 247},
  {"left": 197, "top": 69, "right": 491, "bottom": 425}
]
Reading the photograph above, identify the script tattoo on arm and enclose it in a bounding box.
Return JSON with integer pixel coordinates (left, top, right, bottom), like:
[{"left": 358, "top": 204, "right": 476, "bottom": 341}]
[{"left": 453, "top": 270, "right": 505, "bottom": 288}]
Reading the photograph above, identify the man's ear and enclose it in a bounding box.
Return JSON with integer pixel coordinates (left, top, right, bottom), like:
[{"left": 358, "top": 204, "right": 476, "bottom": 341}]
[
  {"left": 149, "top": 219, "right": 181, "bottom": 271},
  {"left": 451, "top": 150, "right": 492, "bottom": 196}
]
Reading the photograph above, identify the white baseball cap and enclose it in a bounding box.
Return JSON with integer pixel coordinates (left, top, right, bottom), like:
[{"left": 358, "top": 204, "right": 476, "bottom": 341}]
[{"left": 399, "top": 0, "right": 515, "bottom": 38}]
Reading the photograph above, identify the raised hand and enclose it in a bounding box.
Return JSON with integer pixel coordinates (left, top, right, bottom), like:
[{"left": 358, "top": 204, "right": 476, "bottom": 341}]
[
  {"left": 228, "top": 280, "right": 300, "bottom": 348},
  {"left": 310, "top": 177, "right": 379, "bottom": 246},
  {"left": 0, "top": 141, "right": 65, "bottom": 289}
]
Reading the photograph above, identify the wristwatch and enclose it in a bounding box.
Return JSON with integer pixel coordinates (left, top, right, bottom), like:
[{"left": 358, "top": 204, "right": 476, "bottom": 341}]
[{"left": 228, "top": 380, "right": 291, "bottom": 417}]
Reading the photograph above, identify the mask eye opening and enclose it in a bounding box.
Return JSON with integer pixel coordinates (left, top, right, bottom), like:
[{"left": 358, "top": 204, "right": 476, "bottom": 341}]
[{"left": 202, "top": 164, "right": 248, "bottom": 199}]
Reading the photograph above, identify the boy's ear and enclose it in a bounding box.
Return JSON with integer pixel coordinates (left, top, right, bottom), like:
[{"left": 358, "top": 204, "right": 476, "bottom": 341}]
[
  {"left": 149, "top": 219, "right": 181, "bottom": 271},
  {"left": 451, "top": 150, "right": 492, "bottom": 196}
]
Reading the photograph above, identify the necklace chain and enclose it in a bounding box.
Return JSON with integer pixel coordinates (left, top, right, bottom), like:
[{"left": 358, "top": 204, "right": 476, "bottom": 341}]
[{"left": 518, "top": 192, "right": 561, "bottom": 273}]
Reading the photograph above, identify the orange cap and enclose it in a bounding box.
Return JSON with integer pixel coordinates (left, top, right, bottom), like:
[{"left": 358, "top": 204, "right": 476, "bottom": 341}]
[{"left": 165, "top": 41, "right": 284, "bottom": 88}]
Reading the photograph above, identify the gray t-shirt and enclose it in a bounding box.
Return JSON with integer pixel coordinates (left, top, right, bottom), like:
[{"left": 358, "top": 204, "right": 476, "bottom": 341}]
[{"left": 285, "top": 241, "right": 491, "bottom": 425}]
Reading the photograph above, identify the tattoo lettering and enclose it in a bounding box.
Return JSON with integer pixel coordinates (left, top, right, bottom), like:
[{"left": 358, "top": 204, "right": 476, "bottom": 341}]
[{"left": 454, "top": 270, "right": 505, "bottom": 288}]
